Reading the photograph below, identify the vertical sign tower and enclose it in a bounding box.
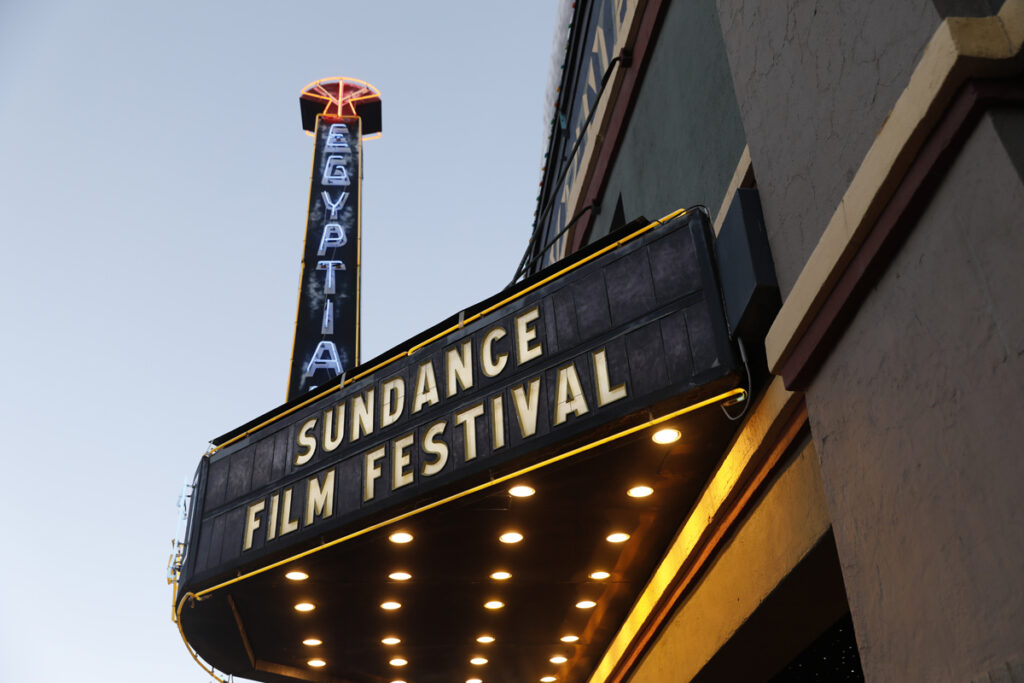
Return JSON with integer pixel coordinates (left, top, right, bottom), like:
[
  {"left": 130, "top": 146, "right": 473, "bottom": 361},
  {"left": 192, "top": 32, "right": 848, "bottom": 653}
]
[{"left": 288, "top": 77, "right": 382, "bottom": 400}]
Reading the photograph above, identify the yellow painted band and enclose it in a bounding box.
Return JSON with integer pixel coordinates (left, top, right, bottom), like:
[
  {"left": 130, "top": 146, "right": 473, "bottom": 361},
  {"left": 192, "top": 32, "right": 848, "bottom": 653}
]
[{"left": 186, "top": 385, "right": 742, "bottom": 604}]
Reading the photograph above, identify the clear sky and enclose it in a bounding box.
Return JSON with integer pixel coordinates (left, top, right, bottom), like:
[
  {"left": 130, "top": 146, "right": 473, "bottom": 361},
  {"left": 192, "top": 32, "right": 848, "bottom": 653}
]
[{"left": 0, "top": 1, "right": 559, "bottom": 679}]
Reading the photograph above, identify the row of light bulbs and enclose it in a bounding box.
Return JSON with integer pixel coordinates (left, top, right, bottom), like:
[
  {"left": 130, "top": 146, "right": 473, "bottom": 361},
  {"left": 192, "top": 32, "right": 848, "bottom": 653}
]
[{"left": 285, "top": 426, "right": 682, "bottom": 679}]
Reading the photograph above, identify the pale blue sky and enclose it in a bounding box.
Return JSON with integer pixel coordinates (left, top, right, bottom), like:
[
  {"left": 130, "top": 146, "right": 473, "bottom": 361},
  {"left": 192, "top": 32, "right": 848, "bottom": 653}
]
[{"left": 0, "top": 2, "right": 558, "bottom": 679}]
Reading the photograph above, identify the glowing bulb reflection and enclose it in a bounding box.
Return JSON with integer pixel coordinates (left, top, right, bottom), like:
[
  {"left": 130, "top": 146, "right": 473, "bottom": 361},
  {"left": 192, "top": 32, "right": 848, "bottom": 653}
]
[
  {"left": 652, "top": 427, "right": 681, "bottom": 444},
  {"left": 509, "top": 485, "right": 535, "bottom": 497},
  {"left": 389, "top": 531, "right": 413, "bottom": 544},
  {"left": 627, "top": 485, "right": 654, "bottom": 498}
]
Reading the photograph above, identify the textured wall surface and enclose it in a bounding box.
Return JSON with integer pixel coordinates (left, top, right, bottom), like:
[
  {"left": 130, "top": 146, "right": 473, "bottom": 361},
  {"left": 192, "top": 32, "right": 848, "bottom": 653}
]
[
  {"left": 588, "top": 0, "right": 746, "bottom": 242},
  {"left": 714, "top": 0, "right": 952, "bottom": 296},
  {"left": 629, "top": 438, "right": 833, "bottom": 683},
  {"left": 807, "top": 109, "right": 1024, "bottom": 682}
]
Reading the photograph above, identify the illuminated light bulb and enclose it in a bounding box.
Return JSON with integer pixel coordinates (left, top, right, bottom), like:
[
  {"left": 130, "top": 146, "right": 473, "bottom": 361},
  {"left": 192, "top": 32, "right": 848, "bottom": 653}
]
[
  {"left": 550, "top": 655, "right": 568, "bottom": 664},
  {"left": 575, "top": 600, "right": 596, "bottom": 609},
  {"left": 652, "top": 427, "right": 681, "bottom": 444},
  {"left": 560, "top": 635, "right": 579, "bottom": 643},
  {"left": 389, "top": 531, "right": 413, "bottom": 544},
  {"left": 627, "top": 485, "right": 653, "bottom": 498},
  {"left": 307, "top": 659, "right": 326, "bottom": 667},
  {"left": 477, "top": 635, "right": 495, "bottom": 643},
  {"left": 509, "top": 484, "right": 535, "bottom": 497},
  {"left": 389, "top": 657, "right": 408, "bottom": 667},
  {"left": 541, "top": 677, "right": 557, "bottom": 682},
  {"left": 467, "top": 679, "right": 483, "bottom": 683},
  {"left": 302, "top": 638, "right": 322, "bottom": 646},
  {"left": 380, "top": 601, "right": 402, "bottom": 610},
  {"left": 388, "top": 571, "right": 412, "bottom": 581},
  {"left": 499, "top": 531, "right": 523, "bottom": 544},
  {"left": 381, "top": 636, "right": 401, "bottom": 645},
  {"left": 470, "top": 656, "right": 488, "bottom": 665},
  {"left": 392, "top": 680, "right": 408, "bottom": 683},
  {"left": 484, "top": 600, "right": 504, "bottom": 610},
  {"left": 589, "top": 571, "right": 610, "bottom": 580},
  {"left": 285, "top": 570, "right": 309, "bottom": 581},
  {"left": 490, "top": 570, "right": 511, "bottom": 580},
  {"left": 606, "top": 532, "right": 630, "bottom": 543},
  {"left": 294, "top": 602, "right": 315, "bottom": 612}
]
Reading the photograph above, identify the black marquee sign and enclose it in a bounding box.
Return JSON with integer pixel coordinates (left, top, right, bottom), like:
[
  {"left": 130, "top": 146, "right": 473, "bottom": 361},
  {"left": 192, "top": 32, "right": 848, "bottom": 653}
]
[
  {"left": 179, "top": 210, "right": 739, "bottom": 592},
  {"left": 287, "top": 115, "right": 361, "bottom": 400}
]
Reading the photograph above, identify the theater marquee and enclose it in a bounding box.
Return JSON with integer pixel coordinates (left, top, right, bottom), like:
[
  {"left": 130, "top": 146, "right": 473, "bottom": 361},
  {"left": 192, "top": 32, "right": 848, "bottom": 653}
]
[{"left": 178, "top": 210, "right": 740, "bottom": 595}]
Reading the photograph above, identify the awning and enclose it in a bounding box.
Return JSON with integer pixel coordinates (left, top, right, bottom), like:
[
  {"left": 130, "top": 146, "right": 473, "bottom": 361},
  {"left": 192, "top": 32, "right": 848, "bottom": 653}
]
[{"left": 174, "top": 208, "right": 745, "bottom": 683}]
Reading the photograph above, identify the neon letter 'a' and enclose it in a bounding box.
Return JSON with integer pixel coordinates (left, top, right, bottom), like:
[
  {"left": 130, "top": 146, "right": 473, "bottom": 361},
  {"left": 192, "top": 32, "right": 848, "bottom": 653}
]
[{"left": 304, "top": 341, "right": 342, "bottom": 378}]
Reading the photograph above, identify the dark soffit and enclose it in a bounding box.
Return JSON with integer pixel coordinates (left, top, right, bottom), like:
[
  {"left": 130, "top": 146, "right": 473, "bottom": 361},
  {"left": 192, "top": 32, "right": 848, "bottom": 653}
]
[{"left": 179, "top": 401, "right": 740, "bottom": 683}]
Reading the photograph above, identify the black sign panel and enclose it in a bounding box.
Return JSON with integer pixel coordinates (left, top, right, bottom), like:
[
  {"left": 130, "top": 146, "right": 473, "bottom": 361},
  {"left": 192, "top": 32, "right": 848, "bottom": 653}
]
[
  {"left": 533, "top": 0, "right": 629, "bottom": 271},
  {"left": 287, "top": 115, "right": 361, "bottom": 400},
  {"left": 182, "top": 211, "right": 737, "bottom": 590}
]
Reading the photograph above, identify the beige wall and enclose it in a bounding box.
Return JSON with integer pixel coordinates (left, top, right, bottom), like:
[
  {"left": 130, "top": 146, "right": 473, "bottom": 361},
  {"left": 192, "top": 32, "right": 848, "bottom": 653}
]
[
  {"left": 628, "top": 439, "right": 833, "bottom": 682},
  {"left": 807, "top": 108, "right": 1024, "bottom": 682}
]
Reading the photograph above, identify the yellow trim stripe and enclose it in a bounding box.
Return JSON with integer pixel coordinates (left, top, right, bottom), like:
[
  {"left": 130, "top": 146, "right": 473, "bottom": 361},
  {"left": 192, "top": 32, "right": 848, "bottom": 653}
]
[{"left": 185, "top": 386, "right": 743, "bottom": 603}]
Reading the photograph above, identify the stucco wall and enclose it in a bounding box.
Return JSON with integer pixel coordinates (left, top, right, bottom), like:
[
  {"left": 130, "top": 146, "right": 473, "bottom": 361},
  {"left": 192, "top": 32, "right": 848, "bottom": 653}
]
[
  {"left": 806, "top": 108, "right": 1024, "bottom": 682},
  {"left": 712, "top": 0, "right": 1006, "bottom": 297},
  {"left": 588, "top": 0, "right": 746, "bottom": 242}
]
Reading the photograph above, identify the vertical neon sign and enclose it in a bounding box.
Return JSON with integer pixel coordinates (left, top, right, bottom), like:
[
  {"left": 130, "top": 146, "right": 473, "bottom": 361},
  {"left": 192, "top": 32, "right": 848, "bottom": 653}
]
[{"left": 288, "top": 78, "right": 382, "bottom": 400}]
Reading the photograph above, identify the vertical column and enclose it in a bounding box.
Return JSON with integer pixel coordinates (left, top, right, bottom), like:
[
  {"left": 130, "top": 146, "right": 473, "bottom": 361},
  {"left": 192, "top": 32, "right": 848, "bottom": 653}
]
[{"left": 288, "top": 115, "right": 361, "bottom": 399}]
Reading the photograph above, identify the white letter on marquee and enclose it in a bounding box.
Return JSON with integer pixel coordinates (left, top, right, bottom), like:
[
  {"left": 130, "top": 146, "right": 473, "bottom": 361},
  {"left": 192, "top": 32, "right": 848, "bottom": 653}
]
[
  {"left": 322, "top": 156, "right": 351, "bottom": 186},
  {"left": 554, "top": 363, "right": 590, "bottom": 425},
  {"left": 392, "top": 433, "right": 415, "bottom": 490},
  {"left": 412, "top": 361, "right": 440, "bottom": 413},
  {"left": 364, "top": 446, "right": 386, "bottom": 501},
  {"left": 295, "top": 417, "right": 317, "bottom": 465},
  {"left": 317, "top": 260, "right": 346, "bottom": 294},
  {"left": 593, "top": 348, "right": 628, "bottom": 406},
  {"left": 515, "top": 307, "right": 544, "bottom": 365},
  {"left": 318, "top": 223, "right": 348, "bottom": 255},
  {"left": 421, "top": 421, "right": 448, "bottom": 476},
  {"left": 481, "top": 326, "right": 508, "bottom": 377},
  {"left": 321, "top": 191, "right": 349, "bottom": 220},
  {"left": 455, "top": 403, "right": 485, "bottom": 462},
  {"left": 512, "top": 378, "right": 541, "bottom": 438},
  {"left": 243, "top": 500, "right": 265, "bottom": 551},
  {"left": 304, "top": 341, "right": 342, "bottom": 378},
  {"left": 305, "top": 470, "right": 335, "bottom": 526}
]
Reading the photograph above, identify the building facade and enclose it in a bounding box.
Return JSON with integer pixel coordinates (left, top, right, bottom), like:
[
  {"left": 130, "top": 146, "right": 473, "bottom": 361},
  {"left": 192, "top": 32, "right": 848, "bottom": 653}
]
[
  {"left": 524, "top": 0, "right": 1024, "bottom": 681},
  {"left": 172, "top": 2, "right": 1024, "bottom": 682}
]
